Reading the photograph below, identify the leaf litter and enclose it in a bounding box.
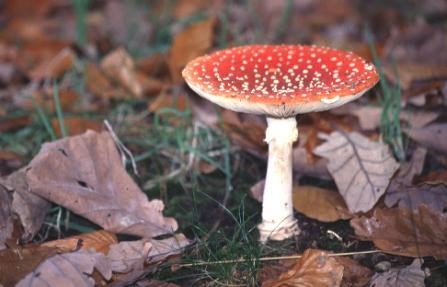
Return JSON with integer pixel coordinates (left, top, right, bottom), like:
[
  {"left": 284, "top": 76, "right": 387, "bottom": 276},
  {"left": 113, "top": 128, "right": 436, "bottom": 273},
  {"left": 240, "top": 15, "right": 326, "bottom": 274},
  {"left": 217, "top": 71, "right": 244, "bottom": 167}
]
[{"left": 26, "top": 130, "right": 179, "bottom": 238}]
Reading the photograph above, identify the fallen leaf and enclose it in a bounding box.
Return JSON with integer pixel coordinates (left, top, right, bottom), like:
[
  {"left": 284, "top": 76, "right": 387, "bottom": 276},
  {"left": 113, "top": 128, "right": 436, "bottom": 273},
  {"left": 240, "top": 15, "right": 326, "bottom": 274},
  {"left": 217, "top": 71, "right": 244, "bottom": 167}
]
[
  {"left": 0, "top": 151, "right": 22, "bottom": 177},
  {"left": 134, "top": 71, "right": 165, "bottom": 97},
  {"left": 51, "top": 117, "right": 103, "bottom": 137},
  {"left": 388, "top": 147, "right": 427, "bottom": 188},
  {"left": 100, "top": 48, "right": 142, "bottom": 98},
  {"left": 292, "top": 185, "right": 353, "bottom": 222},
  {"left": 26, "top": 131, "right": 178, "bottom": 238},
  {"left": 0, "top": 246, "right": 58, "bottom": 286},
  {"left": 334, "top": 256, "right": 373, "bottom": 287},
  {"left": 42, "top": 230, "right": 118, "bottom": 254},
  {"left": 16, "top": 249, "right": 112, "bottom": 287},
  {"left": 313, "top": 131, "right": 400, "bottom": 213},
  {"left": 369, "top": 259, "right": 427, "bottom": 287},
  {"left": 384, "top": 63, "right": 447, "bottom": 90},
  {"left": 415, "top": 169, "right": 447, "bottom": 185},
  {"left": 292, "top": 146, "right": 331, "bottom": 179},
  {"left": 29, "top": 48, "right": 76, "bottom": 81},
  {"left": 385, "top": 184, "right": 447, "bottom": 212},
  {"left": 138, "top": 280, "right": 180, "bottom": 287},
  {"left": 262, "top": 249, "right": 344, "bottom": 287},
  {"left": 404, "top": 123, "right": 447, "bottom": 155},
  {"left": 0, "top": 115, "right": 31, "bottom": 133},
  {"left": 108, "top": 234, "right": 189, "bottom": 273},
  {"left": 0, "top": 186, "right": 13, "bottom": 250},
  {"left": 20, "top": 87, "right": 80, "bottom": 113},
  {"left": 1, "top": 169, "right": 50, "bottom": 241},
  {"left": 148, "top": 91, "right": 189, "bottom": 113},
  {"left": 85, "top": 63, "right": 126, "bottom": 100},
  {"left": 350, "top": 205, "right": 447, "bottom": 259},
  {"left": 136, "top": 53, "right": 169, "bottom": 78},
  {"left": 168, "top": 18, "right": 216, "bottom": 83},
  {"left": 249, "top": 179, "right": 264, "bottom": 202}
]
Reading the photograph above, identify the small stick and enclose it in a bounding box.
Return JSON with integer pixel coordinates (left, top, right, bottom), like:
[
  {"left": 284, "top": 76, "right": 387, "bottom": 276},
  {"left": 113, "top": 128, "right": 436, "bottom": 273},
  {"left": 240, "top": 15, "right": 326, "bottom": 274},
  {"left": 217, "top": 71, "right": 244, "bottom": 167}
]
[{"left": 176, "top": 250, "right": 380, "bottom": 268}]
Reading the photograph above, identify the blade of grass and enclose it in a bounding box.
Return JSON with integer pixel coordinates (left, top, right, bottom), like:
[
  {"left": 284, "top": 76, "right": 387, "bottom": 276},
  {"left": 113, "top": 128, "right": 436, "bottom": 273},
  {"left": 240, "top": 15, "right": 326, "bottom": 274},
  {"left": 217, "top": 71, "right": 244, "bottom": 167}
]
[{"left": 52, "top": 82, "right": 68, "bottom": 138}]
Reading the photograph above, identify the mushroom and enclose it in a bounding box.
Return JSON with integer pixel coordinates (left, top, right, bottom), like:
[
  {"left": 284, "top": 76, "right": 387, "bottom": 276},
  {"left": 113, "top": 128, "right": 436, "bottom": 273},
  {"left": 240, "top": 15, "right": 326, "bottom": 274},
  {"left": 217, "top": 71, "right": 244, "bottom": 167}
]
[{"left": 182, "top": 45, "right": 379, "bottom": 242}]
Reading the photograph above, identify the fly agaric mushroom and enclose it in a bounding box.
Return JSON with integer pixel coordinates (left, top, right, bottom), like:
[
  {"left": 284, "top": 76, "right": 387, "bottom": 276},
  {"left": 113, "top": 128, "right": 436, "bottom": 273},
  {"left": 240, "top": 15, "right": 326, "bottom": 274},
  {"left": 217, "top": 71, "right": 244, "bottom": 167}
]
[{"left": 182, "top": 45, "right": 379, "bottom": 242}]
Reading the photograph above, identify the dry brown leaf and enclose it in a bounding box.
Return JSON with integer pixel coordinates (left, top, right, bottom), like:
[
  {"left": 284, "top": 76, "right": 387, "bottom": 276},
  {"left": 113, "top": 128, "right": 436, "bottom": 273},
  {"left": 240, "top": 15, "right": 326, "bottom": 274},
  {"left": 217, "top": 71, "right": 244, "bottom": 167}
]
[
  {"left": 384, "top": 63, "right": 447, "bottom": 90},
  {"left": 85, "top": 63, "right": 126, "bottom": 100},
  {"left": 292, "top": 185, "right": 353, "bottom": 222},
  {"left": 262, "top": 249, "right": 344, "bottom": 287},
  {"left": 0, "top": 115, "right": 31, "bottom": 133},
  {"left": 313, "top": 131, "right": 399, "bottom": 213},
  {"left": 350, "top": 205, "right": 447, "bottom": 259},
  {"left": 168, "top": 18, "right": 216, "bottom": 83},
  {"left": 387, "top": 147, "right": 426, "bottom": 190},
  {"left": 369, "top": 259, "right": 427, "bottom": 287},
  {"left": 385, "top": 184, "right": 447, "bottom": 212},
  {"left": 148, "top": 91, "right": 189, "bottom": 113},
  {"left": 0, "top": 151, "right": 23, "bottom": 176},
  {"left": 0, "top": 185, "right": 13, "bottom": 250},
  {"left": 42, "top": 230, "right": 118, "bottom": 254},
  {"left": 1, "top": 169, "right": 50, "bottom": 241},
  {"left": 51, "top": 117, "right": 103, "bottom": 137},
  {"left": 334, "top": 256, "right": 373, "bottom": 287},
  {"left": 16, "top": 250, "right": 112, "bottom": 287},
  {"left": 134, "top": 71, "right": 165, "bottom": 97},
  {"left": 221, "top": 110, "right": 267, "bottom": 156},
  {"left": 108, "top": 234, "right": 189, "bottom": 273},
  {"left": 293, "top": 147, "right": 331, "bottom": 179},
  {"left": 26, "top": 131, "right": 178, "bottom": 238},
  {"left": 404, "top": 123, "right": 447, "bottom": 155},
  {"left": 0, "top": 246, "right": 58, "bottom": 286},
  {"left": 100, "top": 48, "right": 142, "bottom": 98},
  {"left": 333, "top": 103, "right": 439, "bottom": 130},
  {"left": 29, "top": 48, "right": 76, "bottom": 81},
  {"left": 19, "top": 87, "right": 80, "bottom": 113},
  {"left": 136, "top": 53, "right": 169, "bottom": 78},
  {"left": 415, "top": 169, "right": 447, "bottom": 185}
]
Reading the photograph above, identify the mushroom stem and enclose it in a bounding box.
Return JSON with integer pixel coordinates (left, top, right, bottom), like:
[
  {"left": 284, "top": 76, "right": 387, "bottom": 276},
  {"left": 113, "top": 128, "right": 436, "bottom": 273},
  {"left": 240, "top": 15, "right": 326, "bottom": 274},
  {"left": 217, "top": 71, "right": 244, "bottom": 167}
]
[{"left": 258, "top": 116, "right": 300, "bottom": 242}]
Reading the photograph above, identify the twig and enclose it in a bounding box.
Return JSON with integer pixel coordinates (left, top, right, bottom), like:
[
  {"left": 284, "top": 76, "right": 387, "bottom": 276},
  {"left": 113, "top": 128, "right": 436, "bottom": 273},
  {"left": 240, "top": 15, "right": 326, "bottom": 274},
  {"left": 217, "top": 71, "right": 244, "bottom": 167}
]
[
  {"left": 104, "top": 120, "right": 139, "bottom": 176},
  {"left": 176, "top": 250, "right": 380, "bottom": 268}
]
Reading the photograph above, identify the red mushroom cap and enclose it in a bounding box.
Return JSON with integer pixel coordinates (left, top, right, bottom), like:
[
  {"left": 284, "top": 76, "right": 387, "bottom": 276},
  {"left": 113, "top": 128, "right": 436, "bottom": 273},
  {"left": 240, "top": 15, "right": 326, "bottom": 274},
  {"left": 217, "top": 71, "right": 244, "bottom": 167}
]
[{"left": 182, "top": 45, "right": 379, "bottom": 118}]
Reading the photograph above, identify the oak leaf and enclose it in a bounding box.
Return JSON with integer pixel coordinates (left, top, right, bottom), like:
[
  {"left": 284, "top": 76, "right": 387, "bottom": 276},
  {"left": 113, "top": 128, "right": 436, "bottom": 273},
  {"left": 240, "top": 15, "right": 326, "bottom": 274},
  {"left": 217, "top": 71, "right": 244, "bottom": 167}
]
[
  {"left": 16, "top": 250, "right": 112, "bottom": 287},
  {"left": 314, "top": 131, "right": 399, "bottom": 213},
  {"left": 26, "top": 131, "right": 178, "bottom": 238},
  {"left": 350, "top": 205, "right": 447, "bottom": 259},
  {"left": 262, "top": 249, "right": 344, "bottom": 287}
]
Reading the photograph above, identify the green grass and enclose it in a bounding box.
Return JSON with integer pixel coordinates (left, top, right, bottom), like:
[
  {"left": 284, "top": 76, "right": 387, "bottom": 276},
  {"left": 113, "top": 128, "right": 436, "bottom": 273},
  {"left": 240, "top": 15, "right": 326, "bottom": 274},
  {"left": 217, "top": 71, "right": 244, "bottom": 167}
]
[
  {"left": 72, "top": 0, "right": 90, "bottom": 46},
  {"left": 368, "top": 33, "right": 406, "bottom": 161}
]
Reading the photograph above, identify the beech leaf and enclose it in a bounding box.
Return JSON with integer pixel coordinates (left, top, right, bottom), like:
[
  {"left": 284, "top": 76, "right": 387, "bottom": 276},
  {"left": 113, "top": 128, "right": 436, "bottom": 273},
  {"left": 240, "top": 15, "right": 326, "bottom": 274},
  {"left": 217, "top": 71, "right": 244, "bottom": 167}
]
[
  {"left": 350, "top": 205, "right": 447, "bottom": 259},
  {"left": 16, "top": 250, "right": 112, "bottom": 287},
  {"left": 292, "top": 185, "right": 352, "bottom": 222},
  {"left": 262, "top": 249, "right": 344, "bottom": 287},
  {"left": 369, "top": 259, "right": 427, "bottom": 287},
  {"left": 314, "top": 131, "right": 399, "bottom": 213},
  {"left": 26, "top": 130, "right": 178, "bottom": 238}
]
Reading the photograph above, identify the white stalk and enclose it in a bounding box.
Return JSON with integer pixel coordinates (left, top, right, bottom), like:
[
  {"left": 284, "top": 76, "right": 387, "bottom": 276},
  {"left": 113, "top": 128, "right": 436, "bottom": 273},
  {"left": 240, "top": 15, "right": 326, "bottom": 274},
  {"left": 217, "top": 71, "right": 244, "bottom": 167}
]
[{"left": 258, "top": 116, "right": 300, "bottom": 242}]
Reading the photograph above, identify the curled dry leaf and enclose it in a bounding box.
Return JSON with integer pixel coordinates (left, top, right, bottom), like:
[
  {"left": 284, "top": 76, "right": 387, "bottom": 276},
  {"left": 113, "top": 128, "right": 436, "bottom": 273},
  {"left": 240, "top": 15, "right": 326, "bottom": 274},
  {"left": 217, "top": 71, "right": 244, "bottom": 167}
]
[
  {"left": 262, "top": 249, "right": 344, "bottom": 287},
  {"left": 42, "top": 230, "right": 118, "bottom": 254},
  {"left": 415, "top": 169, "right": 447, "bottom": 185},
  {"left": 16, "top": 250, "right": 112, "bottom": 287},
  {"left": 26, "top": 131, "right": 178, "bottom": 238},
  {"left": 86, "top": 63, "right": 126, "bottom": 100},
  {"left": 350, "top": 205, "right": 447, "bottom": 259},
  {"left": 1, "top": 169, "right": 50, "bottom": 241},
  {"left": 100, "top": 48, "right": 143, "bottom": 98},
  {"left": 314, "top": 131, "right": 399, "bottom": 213},
  {"left": 369, "top": 259, "right": 427, "bottom": 287},
  {"left": 292, "top": 185, "right": 353, "bottom": 222},
  {"left": 168, "top": 18, "right": 216, "bottom": 83},
  {"left": 404, "top": 123, "right": 447, "bottom": 155}
]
